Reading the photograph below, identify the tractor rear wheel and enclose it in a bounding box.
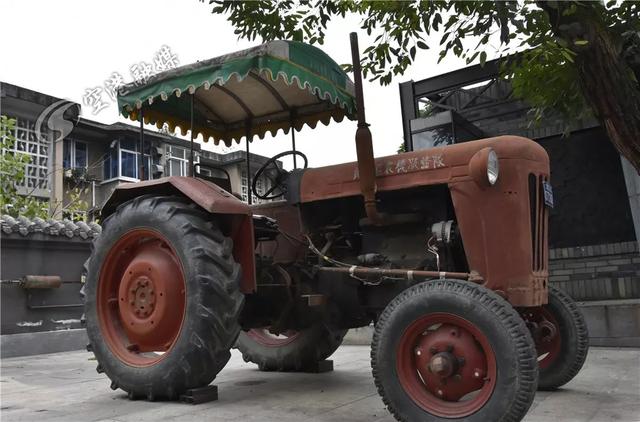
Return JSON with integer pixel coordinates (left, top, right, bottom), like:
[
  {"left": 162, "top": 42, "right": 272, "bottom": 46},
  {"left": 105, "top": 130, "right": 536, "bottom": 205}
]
[
  {"left": 236, "top": 324, "right": 346, "bottom": 371},
  {"left": 84, "top": 195, "right": 244, "bottom": 400},
  {"left": 519, "top": 285, "right": 589, "bottom": 391},
  {"left": 372, "top": 279, "right": 538, "bottom": 422}
]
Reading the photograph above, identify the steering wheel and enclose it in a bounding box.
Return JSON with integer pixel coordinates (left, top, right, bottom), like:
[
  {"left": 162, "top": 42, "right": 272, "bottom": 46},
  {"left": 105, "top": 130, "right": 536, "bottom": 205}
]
[{"left": 252, "top": 151, "right": 308, "bottom": 200}]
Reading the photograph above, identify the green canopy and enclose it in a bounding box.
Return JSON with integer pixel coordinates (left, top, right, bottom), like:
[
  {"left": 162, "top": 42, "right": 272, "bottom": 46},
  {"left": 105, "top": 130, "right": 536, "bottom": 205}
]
[{"left": 117, "top": 41, "right": 356, "bottom": 146}]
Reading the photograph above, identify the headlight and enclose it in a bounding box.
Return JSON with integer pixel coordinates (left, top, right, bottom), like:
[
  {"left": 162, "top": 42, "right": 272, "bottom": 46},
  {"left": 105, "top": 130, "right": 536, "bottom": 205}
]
[
  {"left": 469, "top": 147, "right": 499, "bottom": 187},
  {"left": 487, "top": 149, "right": 499, "bottom": 185}
]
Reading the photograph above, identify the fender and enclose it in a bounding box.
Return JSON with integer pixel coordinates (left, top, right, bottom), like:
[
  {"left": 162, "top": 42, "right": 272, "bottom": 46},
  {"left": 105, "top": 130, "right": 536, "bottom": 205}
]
[{"left": 101, "top": 176, "right": 256, "bottom": 293}]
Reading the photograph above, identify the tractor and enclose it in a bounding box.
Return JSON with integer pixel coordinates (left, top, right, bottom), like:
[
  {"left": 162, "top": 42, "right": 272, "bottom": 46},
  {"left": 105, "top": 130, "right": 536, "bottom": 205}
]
[{"left": 84, "top": 34, "right": 589, "bottom": 421}]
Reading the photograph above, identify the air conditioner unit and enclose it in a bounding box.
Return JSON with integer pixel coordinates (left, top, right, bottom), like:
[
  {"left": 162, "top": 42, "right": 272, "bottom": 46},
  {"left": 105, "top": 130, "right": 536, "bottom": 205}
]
[{"left": 152, "top": 164, "right": 164, "bottom": 175}]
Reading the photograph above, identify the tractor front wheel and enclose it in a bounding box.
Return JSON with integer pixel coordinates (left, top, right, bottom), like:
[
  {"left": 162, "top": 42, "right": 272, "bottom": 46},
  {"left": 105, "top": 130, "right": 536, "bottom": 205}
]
[
  {"left": 236, "top": 324, "right": 346, "bottom": 371},
  {"left": 372, "top": 279, "right": 538, "bottom": 422},
  {"left": 84, "top": 195, "right": 244, "bottom": 400},
  {"left": 519, "top": 285, "right": 589, "bottom": 390}
]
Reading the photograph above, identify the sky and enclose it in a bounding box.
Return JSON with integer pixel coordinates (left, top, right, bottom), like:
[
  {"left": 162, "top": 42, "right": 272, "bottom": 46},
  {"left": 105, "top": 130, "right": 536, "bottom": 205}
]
[{"left": 1, "top": 0, "right": 495, "bottom": 170}]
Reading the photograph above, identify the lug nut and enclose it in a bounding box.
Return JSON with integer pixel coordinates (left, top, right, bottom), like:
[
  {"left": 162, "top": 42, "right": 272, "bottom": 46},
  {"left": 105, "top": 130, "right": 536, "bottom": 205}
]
[
  {"left": 436, "top": 389, "right": 444, "bottom": 397},
  {"left": 415, "top": 349, "right": 422, "bottom": 356},
  {"left": 473, "top": 369, "right": 483, "bottom": 379}
]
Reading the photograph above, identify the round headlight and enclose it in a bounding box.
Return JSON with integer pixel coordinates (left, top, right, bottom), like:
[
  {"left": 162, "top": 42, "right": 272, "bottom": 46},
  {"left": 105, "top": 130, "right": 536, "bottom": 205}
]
[{"left": 487, "top": 149, "right": 499, "bottom": 185}]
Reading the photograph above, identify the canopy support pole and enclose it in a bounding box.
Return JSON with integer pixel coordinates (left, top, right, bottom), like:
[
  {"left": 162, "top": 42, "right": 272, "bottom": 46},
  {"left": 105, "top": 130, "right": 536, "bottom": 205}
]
[
  {"left": 245, "top": 122, "right": 252, "bottom": 205},
  {"left": 139, "top": 107, "right": 145, "bottom": 181},
  {"left": 189, "top": 93, "right": 195, "bottom": 177},
  {"left": 290, "top": 110, "right": 297, "bottom": 169}
]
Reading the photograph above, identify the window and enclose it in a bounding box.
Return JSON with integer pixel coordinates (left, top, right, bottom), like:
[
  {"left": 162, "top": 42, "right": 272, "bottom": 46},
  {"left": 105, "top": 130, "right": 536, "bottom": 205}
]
[
  {"left": 238, "top": 169, "right": 274, "bottom": 204},
  {"left": 63, "top": 139, "right": 88, "bottom": 169},
  {"left": 103, "top": 139, "right": 151, "bottom": 182},
  {"left": 1, "top": 117, "right": 50, "bottom": 195},
  {"left": 167, "top": 145, "right": 197, "bottom": 176}
]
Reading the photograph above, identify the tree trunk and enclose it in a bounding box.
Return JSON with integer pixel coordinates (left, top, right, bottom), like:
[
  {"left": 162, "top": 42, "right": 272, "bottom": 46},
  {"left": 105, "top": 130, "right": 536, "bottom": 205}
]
[{"left": 542, "top": 3, "right": 640, "bottom": 173}]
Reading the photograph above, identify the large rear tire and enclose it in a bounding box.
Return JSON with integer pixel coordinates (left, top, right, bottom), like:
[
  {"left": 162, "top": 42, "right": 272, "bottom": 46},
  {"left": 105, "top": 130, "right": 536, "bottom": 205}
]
[
  {"left": 85, "top": 195, "right": 244, "bottom": 399},
  {"left": 372, "top": 279, "right": 538, "bottom": 422},
  {"left": 519, "top": 285, "right": 589, "bottom": 391},
  {"left": 236, "top": 324, "right": 346, "bottom": 371}
]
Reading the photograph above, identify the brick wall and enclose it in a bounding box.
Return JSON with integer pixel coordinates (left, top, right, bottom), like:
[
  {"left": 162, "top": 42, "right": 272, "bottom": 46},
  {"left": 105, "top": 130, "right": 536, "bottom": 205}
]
[{"left": 549, "top": 241, "right": 640, "bottom": 301}]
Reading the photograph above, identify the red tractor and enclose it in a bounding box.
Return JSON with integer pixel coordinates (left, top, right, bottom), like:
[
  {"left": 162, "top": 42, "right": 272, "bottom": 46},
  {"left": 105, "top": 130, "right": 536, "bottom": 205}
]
[{"left": 84, "top": 35, "right": 588, "bottom": 421}]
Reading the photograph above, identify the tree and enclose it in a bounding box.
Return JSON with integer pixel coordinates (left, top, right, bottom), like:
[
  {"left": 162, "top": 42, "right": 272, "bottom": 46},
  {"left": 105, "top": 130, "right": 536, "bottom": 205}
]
[
  {"left": 208, "top": 0, "right": 640, "bottom": 171},
  {"left": 0, "top": 116, "right": 48, "bottom": 219},
  {"left": 1, "top": 115, "right": 89, "bottom": 221}
]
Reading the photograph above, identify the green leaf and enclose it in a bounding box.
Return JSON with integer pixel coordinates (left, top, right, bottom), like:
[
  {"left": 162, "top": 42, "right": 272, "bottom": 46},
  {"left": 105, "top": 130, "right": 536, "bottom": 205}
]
[
  {"left": 560, "top": 49, "right": 574, "bottom": 62},
  {"left": 417, "top": 40, "right": 429, "bottom": 50},
  {"left": 574, "top": 40, "right": 589, "bottom": 46},
  {"left": 479, "top": 51, "right": 487, "bottom": 66},
  {"left": 433, "top": 12, "right": 442, "bottom": 31}
]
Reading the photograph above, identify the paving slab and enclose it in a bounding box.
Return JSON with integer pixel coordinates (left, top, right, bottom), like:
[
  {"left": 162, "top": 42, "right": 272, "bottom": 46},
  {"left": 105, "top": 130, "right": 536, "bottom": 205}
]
[{"left": 1, "top": 346, "right": 638, "bottom": 422}]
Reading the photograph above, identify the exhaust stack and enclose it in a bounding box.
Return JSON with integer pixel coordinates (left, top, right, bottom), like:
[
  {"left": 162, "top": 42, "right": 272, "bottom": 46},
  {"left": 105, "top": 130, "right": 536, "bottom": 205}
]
[{"left": 350, "top": 32, "right": 382, "bottom": 225}]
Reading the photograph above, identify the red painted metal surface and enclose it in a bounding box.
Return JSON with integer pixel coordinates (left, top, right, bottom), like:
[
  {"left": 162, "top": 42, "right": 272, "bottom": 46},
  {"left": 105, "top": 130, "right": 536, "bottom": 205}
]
[
  {"left": 252, "top": 201, "right": 306, "bottom": 264},
  {"left": 97, "top": 229, "right": 186, "bottom": 366},
  {"left": 396, "top": 313, "right": 497, "bottom": 418},
  {"left": 102, "top": 176, "right": 256, "bottom": 293},
  {"left": 300, "top": 136, "right": 550, "bottom": 307},
  {"left": 519, "top": 307, "right": 562, "bottom": 369}
]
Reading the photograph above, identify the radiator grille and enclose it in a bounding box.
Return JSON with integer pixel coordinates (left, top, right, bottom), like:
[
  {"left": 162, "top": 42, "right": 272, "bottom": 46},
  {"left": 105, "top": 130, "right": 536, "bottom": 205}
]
[{"left": 528, "top": 174, "right": 548, "bottom": 272}]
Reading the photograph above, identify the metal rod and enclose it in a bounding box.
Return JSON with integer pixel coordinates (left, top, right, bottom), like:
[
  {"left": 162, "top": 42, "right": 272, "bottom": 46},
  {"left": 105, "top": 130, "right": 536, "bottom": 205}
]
[
  {"left": 245, "top": 123, "right": 252, "bottom": 204},
  {"left": 27, "top": 302, "right": 84, "bottom": 310},
  {"left": 189, "top": 93, "right": 195, "bottom": 177},
  {"left": 139, "top": 106, "right": 145, "bottom": 180},
  {"left": 317, "top": 266, "right": 472, "bottom": 282},
  {"left": 350, "top": 34, "right": 367, "bottom": 125},
  {"left": 291, "top": 124, "right": 297, "bottom": 170}
]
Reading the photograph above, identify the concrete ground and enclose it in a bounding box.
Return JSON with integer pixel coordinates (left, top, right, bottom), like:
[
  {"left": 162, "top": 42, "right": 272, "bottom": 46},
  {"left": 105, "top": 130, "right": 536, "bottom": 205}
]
[{"left": 1, "top": 346, "right": 638, "bottom": 422}]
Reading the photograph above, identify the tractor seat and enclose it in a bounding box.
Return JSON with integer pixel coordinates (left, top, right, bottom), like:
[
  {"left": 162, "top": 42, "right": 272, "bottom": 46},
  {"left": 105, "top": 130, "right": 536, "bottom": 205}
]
[{"left": 193, "top": 163, "right": 233, "bottom": 193}]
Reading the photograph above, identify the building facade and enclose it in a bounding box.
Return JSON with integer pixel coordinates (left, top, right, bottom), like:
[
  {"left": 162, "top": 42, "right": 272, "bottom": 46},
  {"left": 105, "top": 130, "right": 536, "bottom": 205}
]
[{"left": 1, "top": 82, "right": 280, "bottom": 220}]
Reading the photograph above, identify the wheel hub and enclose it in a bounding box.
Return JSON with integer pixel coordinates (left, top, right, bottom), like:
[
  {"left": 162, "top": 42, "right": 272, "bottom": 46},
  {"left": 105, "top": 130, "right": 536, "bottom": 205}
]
[
  {"left": 428, "top": 351, "right": 458, "bottom": 378},
  {"left": 117, "top": 241, "right": 185, "bottom": 347},
  {"left": 128, "top": 276, "right": 156, "bottom": 318},
  {"left": 520, "top": 307, "right": 562, "bottom": 369},
  {"left": 97, "top": 229, "right": 187, "bottom": 366},
  {"left": 396, "top": 313, "right": 497, "bottom": 418},
  {"left": 413, "top": 323, "right": 488, "bottom": 401}
]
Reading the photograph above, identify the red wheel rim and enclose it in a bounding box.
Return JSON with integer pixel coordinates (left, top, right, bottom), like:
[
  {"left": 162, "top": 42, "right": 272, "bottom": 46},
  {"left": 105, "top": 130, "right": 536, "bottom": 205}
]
[
  {"left": 396, "top": 313, "right": 497, "bottom": 418},
  {"left": 520, "top": 307, "right": 561, "bottom": 369},
  {"left": 97, "top": 229, "right": 186, "bottom": 367},
  {"left": 247, "top": 328, "right": 300, "bottom": 347}
]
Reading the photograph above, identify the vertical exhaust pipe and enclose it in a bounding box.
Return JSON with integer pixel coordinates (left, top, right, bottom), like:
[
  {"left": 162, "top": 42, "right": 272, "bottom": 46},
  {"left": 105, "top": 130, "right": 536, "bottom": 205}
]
[{"left": 350, "top": 32, "right": 382, "bottom": 225}]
